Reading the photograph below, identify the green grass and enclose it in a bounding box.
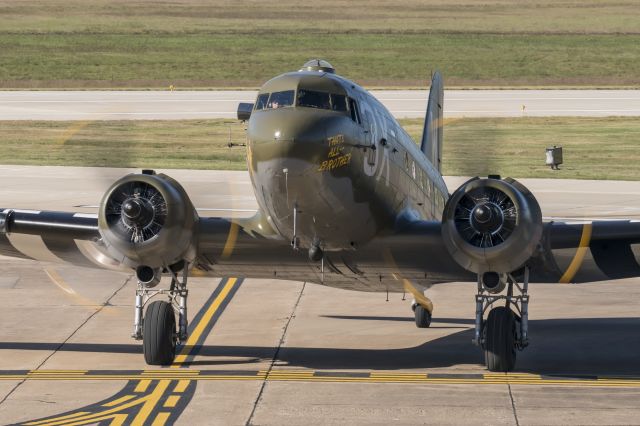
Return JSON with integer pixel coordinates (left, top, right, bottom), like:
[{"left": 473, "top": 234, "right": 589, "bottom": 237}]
[
  {"left": 2, "top": 117, "right": 640, "bottom": 180},
  {"left": 2, "top": 0, "right": 639, "bottom": 35},
  {"left": 1, "top": 0, "right": 640, "bottom": 88},
  {"left": 404, "top": 117, "right": 640, "bottom": 180},
  {"left": 2, "top": 33, "right": 639, "bottom": 88},
  {"left": 0, "top": 120, "right": 249, "bottom": 170}
]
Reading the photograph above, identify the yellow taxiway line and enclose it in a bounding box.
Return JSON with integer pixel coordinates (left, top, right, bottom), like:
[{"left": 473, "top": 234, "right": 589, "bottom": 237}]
[
  {"left": 172, "top": 277, "right": 238, "bottom": 366},
  {"left": 5, "top": 371, "right": 640, "bottom": 388}
]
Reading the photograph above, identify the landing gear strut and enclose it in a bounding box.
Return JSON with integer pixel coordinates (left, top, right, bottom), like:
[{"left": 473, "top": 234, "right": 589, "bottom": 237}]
[
  {"left": 132, "top": 263, "right": 190, "bottom": 366},
  {"left": 474, "top": 267, "right": 529, "bottom": 372}
]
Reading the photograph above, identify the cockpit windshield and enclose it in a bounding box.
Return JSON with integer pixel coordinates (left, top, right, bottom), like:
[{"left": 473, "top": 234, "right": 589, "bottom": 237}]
[
  {"left": 255, "top": 93, "right": 269, "bottom": 110},
  {"left": 298, "top": 89, "right": 348, "bottom": 113},
  {"left": 267, "top": 90, "right": 294, "bottom": 109},
  {"left": 254, "top": 89, "right": 348, "bottom": 113},
  {"left": 298, "top": 89, "right": 330, "bottom": 109},
  {"left": 255, "top": 90, "right": 295, "bottom": 110}
]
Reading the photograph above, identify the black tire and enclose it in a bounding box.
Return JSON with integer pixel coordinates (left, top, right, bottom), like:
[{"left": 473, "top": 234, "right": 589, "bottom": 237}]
[
  {"left": 484, "top": 306, "right": 516, "bottom": 372},
  {"left": 414, "top": 305, "right": 432, "bottom": 328},
  {"left": 143, "top": 301, "right": 176, "bottom": 366}
]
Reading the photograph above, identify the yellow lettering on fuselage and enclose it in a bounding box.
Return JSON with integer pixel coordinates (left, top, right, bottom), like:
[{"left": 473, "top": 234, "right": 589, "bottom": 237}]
[
  {"left": 318, "top": 135, "right": 351, "bottom": 172},
  {"left": 328, "top": 134, "right": 345, "bottom": 146},
  {"left": 318, "top": 153, "right": 352, "bottom": 172}
]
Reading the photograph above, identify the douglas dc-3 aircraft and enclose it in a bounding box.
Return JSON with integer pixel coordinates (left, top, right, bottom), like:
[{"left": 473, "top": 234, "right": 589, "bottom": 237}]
[{"left": 1, "top": 59, "right": 639, "bottom": 372}]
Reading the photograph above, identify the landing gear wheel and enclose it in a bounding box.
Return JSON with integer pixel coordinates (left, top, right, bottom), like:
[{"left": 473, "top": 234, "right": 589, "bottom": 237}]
[
  {"left": 414, "top": 305, "right": 432, "bottom": 328},
  {"left": 143, "top": 301, "right": 177, "bottom": 366},
  {"left": 483, "top": 306, "right": 516, "bottom": 372}
]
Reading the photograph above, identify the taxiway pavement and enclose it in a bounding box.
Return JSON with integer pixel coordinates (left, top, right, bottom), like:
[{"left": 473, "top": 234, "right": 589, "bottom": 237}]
[
  {"left": 1, "top": 166, "right": 640, "bottom": 425},
  {"left": 1, "top": 90, "right": 639, "bottom": 120}
]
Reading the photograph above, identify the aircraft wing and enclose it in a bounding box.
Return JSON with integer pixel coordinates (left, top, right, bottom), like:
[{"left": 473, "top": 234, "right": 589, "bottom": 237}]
[
  {"left": 542, "top": 219, "right": 640, "bottom": 283},
  {"left": 0, "top": 209, "right": 102, "bottom": 268},
  {"left": 4, "top": 205, "right": 640, "bottom": 290},
  {"left": 0, "top": 206, "right": 330, "bottom": 285},
  {"left": 372, "top": 218, "right": 640, "bottom": 286}
]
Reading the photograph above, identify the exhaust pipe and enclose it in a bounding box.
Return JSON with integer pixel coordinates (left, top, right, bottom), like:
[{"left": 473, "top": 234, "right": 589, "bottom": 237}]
[
  {"left": 481, "top": 272, "right": 508, "bottom": 294},
  {"left": 136, "top": 265, "right": 162, "bottom": 288}
]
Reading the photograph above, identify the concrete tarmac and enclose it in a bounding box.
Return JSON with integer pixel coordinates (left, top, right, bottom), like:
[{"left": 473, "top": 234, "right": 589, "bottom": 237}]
[
  {"left": 1, "top": 166, "right": 640, "bottom": 425},
  {"left": 1, "top": 90, "right": 639, "bottom": 120}
]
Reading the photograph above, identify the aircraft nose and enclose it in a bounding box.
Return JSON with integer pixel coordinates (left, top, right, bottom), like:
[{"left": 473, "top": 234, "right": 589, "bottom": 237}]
[
  {"left": 246, "top": 108, "right": 356, "bottom": 189},
  {"left": 247, "top": 108, "right": 330, "bottom": 145}
]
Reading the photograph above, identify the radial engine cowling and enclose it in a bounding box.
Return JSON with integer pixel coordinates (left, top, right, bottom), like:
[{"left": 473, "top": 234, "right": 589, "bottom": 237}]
[
  {"left": 98, "top": 172, "right": 198, "bottom": 269},
  {"left": 442, "top": 177, "right": 543, "bottom": 274}
]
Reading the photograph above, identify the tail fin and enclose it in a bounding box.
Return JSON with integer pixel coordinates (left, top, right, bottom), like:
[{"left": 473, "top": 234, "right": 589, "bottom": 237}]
[{"left": 420, "top": 72, "right": 444, "bottom": 172}]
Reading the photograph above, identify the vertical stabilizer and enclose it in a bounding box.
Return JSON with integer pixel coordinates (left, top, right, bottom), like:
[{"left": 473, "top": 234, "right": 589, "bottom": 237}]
[{"left": 420, "top": 72, "right": 444, "bottom": 172}]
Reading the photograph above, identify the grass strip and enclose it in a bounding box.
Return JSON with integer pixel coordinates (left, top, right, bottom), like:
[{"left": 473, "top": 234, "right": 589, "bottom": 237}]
[
  {"left": 2, "top": 117, "right": 640, "bottom": 180},
  {"left": 2, "top": 33, "right": 640, "bottom": 88}
]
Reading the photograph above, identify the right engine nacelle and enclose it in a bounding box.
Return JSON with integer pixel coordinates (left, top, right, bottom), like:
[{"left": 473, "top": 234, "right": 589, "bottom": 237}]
[{"left": 441, "top": 177, "right": 543, "bottom": 275}]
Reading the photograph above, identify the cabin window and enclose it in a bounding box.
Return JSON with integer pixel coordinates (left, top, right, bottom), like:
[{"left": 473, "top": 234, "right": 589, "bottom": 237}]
[
  {"left": 298, "top": 89, "right": 331, "bottom": 109},
  {"left": 255, "top": 93, "right": 269, "bottom": 110},
  {"left": 267, "top": 90, "right": 295, "bottom": 109},
  {"left": 348, "top": 98, "right": 361, "bottom": 123}
]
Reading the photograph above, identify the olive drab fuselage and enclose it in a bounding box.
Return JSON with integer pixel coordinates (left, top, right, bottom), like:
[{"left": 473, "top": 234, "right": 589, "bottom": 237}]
[{"left": 246, "top": 69, "right": 449, "bottom": 252}]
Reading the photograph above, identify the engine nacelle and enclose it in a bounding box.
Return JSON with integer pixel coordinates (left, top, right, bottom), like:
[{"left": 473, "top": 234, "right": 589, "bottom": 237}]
[
  {"left": 442, "top": 177, "right": 543, "bottom": 274},
  {"left": 98, "top": 171, "right": 199, "bottom": 270}
]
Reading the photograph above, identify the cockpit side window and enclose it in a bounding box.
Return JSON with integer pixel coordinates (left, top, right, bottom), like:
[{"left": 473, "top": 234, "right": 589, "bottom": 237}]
[
  {"left": 268, "top": 90, "right": 295, "bottom": 109},
  {"left": 255, "top": 93, "right": 269, "bottom": 110},
  {"left": 348, "top": 98, "right": 361, "bottom": 124},
  {"left": 298, "top": 89, "right": 331, "bottom": 109}
]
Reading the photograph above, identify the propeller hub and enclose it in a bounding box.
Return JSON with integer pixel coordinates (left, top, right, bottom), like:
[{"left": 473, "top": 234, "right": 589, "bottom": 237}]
[
  {"left": 122, "top": 198, "right": 154, "bottom": 227},
  {"left": 122, "top": 199, "right": 141, "bottom": 218},
  {"left": 471, "top": 203, "right": 503, "bottom": 234}
]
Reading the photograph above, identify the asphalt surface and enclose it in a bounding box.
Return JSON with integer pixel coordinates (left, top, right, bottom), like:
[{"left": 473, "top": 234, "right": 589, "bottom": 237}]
[
  {"left": 1, "top": 90, "right": 639, "bottom": 120},
  {"left": 1, "top": 166, "right": 640, "bottom": 425}
]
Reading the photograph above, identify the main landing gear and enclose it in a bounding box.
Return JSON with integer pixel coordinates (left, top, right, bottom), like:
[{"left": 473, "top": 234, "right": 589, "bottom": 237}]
[
  {"left": 474, "top": 267, "right": 530, "bottom": 372},
  {"left": 412, "top": 301, "right": 432, "bottom": 328},
  {"left": 132, "top": 264, "right": 190, "bottom": 365}
]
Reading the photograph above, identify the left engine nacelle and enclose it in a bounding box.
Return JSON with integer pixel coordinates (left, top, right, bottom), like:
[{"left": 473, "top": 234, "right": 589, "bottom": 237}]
[{"left": 98, "top": 171, "right": 199, "bottom": 270}]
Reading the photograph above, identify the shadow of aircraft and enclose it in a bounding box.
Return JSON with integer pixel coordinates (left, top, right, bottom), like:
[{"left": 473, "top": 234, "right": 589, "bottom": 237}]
[
  {"left": 2, "top": 317, "right": 639, "bottom": 376},
  {"left": 322, "top": 315, "right": 474, "bottom": 328}
]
